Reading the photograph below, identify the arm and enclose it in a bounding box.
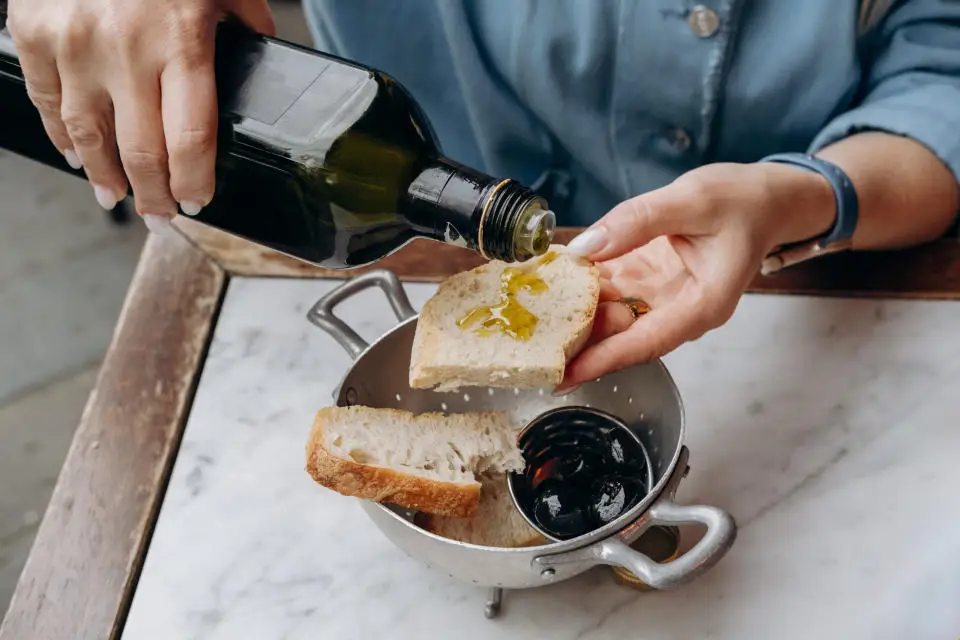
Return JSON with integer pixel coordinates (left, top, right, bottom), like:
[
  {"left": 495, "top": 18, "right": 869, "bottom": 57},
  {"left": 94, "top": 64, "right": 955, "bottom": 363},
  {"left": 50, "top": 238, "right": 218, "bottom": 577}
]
[
  {"left": 812, "top": 132, "right": 958, "bottom": 249},
  {"left": 782, "top": 0, "right": 960, "bottom": 250},
  {"left": 766, "top": 130, "right": 959, "bottom": 253},
  {"left": 562, "top": 0, "right": 960, "bottom": 387}
]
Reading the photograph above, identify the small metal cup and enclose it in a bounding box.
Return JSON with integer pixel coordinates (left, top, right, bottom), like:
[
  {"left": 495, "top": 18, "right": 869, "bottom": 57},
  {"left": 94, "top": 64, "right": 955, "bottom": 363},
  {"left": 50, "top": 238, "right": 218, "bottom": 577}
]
[{"left": 508, "top": 406, "right": 654, "bottom": 542}]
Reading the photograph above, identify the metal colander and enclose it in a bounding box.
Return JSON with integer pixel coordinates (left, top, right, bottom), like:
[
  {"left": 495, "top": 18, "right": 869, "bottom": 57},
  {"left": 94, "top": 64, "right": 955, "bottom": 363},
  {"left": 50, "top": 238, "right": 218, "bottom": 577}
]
[{"left": 306, "top": 269, "right": 737, "bottom": 617}]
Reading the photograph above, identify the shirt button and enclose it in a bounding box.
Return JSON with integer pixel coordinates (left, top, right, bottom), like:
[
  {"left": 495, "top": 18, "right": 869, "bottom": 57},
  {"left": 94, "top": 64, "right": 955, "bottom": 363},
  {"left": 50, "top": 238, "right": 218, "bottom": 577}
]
[
  {"left": 688, "top": 5, "right": 720, "bottom": 38},
  {"left": 667, "top": 127, "right": 692, "bottom": 151}
]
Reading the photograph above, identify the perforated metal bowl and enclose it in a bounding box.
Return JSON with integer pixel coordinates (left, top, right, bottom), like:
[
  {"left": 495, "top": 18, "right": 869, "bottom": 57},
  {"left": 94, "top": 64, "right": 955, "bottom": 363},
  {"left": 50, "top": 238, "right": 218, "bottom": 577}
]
[{"left": 306, "top": 270, "right": 737, "bottom": 615}]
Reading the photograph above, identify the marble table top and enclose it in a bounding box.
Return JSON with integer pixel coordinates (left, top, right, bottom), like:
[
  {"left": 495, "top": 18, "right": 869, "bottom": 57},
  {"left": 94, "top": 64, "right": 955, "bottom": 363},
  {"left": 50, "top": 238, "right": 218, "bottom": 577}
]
[{"left": 121, "top": 277, "right": 960, "bottom": 640}]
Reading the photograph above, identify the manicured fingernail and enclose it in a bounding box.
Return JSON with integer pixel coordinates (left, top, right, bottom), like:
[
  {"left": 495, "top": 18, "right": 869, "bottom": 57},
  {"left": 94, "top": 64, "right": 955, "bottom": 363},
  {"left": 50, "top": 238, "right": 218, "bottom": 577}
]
[
  {"left": 143, "top": 214, "right": 172, "bottom": 235},
  {"left": 552, "top": 383, "right": 581, "bottom": 397},
  {"left": 64, "top": 149, "right": 82, "bottom": 170},
  {"left": 566, "top": 228, "right": 607, "bottom": 256},
  {"left": 92, "top": 184, "right": 120, "bottom": 210},
  {"left": 179, "top": 201, "right": 203, "bottom": 216}
]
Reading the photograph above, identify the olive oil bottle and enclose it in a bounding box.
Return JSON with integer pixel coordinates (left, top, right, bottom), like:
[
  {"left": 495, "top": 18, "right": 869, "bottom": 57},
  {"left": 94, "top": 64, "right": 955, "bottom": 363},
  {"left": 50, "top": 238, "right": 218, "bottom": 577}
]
[{"left": 0, "top": 19, "right": 555, "bottom": 267}]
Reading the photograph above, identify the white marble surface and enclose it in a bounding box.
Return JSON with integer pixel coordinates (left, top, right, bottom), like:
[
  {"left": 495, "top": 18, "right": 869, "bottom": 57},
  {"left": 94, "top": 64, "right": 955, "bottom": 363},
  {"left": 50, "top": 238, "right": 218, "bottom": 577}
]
[{"left": 122, "top": 277, "right": 960, "bottom": 640}]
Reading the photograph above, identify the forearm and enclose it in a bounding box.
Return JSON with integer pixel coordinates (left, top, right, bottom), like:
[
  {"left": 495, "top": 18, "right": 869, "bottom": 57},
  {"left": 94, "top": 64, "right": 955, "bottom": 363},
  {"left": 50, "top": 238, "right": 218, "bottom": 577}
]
[
  {"left": 769, "top": 130, "right": 959, "bottom": 254},
  {"left": 754, "top": 132, "right": 959, "bottom": 253},
  {"left": 813, "top": 131, "right": 959, "bottom": 250}
]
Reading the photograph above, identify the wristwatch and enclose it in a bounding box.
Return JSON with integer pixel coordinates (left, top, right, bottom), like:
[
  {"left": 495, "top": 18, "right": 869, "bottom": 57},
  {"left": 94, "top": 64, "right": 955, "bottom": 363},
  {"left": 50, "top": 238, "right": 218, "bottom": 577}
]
[{"left": 758, "top": 152, "right": 860, "bottom": 275}]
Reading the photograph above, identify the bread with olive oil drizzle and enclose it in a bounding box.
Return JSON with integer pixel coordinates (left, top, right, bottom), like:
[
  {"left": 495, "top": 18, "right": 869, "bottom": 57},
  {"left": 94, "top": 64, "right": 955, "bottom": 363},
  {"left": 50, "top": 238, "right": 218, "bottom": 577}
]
[{"left": 409, "top": 245, "right": 600, "bottom": 391}]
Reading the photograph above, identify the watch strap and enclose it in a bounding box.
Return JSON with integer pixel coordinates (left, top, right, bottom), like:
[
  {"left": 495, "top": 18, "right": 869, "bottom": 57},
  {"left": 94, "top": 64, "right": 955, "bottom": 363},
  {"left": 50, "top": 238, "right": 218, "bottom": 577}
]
[{"left": 759, "top": 152, "right": 860, "bottom": 274}]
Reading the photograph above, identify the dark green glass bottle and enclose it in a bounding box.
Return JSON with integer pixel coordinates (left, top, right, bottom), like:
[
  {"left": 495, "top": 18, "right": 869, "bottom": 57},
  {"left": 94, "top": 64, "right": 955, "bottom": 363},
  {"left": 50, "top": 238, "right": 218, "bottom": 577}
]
[{"left": 0, "top": 20, "right": 555, "bottom": 268}]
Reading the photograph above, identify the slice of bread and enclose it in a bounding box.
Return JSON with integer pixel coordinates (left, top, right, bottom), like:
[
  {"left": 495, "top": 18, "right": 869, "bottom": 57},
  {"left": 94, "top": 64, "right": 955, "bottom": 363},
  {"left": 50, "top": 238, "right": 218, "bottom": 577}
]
[
  {"left": 305, "top": 406, "right": 524, "bottom": 517},
  {"left": 409, "top": 246, "right": 600, "bottom": 391},
  {"left": 416, "top": 473, "right": 546, "bottom": 547}
]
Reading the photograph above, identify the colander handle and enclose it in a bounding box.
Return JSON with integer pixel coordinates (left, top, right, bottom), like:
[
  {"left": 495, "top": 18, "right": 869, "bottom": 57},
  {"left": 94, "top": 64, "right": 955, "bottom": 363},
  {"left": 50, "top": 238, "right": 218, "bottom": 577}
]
[
  {"left": 593, "top": 500, "right": 737, "bottom": 590},
  {"left": 533, "top": 447, "right": 737, "bottom": 589},
  {"left": 306, "top": 269, "right": 417, "bottom": 359}
]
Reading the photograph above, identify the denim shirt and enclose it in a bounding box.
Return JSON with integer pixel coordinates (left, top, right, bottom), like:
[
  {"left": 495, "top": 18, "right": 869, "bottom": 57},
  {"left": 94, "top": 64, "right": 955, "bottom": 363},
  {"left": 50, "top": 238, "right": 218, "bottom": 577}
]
[{"left": 302, "top": 0, "right": 960, "bottom": 226}]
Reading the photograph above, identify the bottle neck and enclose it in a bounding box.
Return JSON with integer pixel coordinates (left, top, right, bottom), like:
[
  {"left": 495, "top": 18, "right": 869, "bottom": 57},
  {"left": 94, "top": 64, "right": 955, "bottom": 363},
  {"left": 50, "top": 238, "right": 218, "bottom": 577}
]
[{"left": 403, "top": 157, "right": 555, "bottom": 263}]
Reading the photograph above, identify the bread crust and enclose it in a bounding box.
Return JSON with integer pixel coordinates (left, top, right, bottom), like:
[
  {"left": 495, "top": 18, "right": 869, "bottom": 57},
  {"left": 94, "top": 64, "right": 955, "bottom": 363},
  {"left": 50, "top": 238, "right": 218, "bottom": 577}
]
[
  {"left": 304, "top": 408, "right": 482, "bottom": 517},
  {"left": 561, "top": 255, "right": 600, "bottom": 363}
]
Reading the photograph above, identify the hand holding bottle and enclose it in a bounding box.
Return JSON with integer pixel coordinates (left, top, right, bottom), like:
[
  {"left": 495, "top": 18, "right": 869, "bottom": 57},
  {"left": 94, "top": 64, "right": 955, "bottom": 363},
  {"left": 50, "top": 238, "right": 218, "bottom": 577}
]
[{"left": 6, "top": 0, "right": 275, "bottom": 230}]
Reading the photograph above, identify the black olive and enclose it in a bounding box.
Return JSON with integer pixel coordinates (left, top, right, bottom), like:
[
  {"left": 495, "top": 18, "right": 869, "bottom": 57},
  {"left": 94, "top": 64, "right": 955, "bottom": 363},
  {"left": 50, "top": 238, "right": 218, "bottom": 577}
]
[
  {"left": 532, "top": 480, "right": 593, "bottom": 539},
  {"left": 560, "top": 454, "right": 586, "bottom": 478},
  {"left": 607, "top": 436, "right": 627, "bottom": 464},
  {"left": 591, "top": 476, "right": 645, "bottom": 525},
  {"left": 558, "top": 449, "right": 605, "bottom": 483},
  {"left": 606, "top": 433, "right": 647, "bottom": 466}
]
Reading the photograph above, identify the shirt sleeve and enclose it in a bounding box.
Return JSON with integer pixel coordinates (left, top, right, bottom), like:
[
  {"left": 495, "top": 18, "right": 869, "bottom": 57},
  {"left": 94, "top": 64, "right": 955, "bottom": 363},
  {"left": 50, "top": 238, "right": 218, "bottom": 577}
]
[{"left": 808, "top": 0, "right": 960, "bottom": 185}]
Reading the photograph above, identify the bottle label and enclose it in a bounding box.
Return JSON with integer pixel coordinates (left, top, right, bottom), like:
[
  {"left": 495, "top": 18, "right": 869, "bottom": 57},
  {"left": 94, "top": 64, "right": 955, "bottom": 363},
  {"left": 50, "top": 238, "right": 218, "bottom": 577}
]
[{"left": 224, "top": 41, "right": 375, "bottom": 146}]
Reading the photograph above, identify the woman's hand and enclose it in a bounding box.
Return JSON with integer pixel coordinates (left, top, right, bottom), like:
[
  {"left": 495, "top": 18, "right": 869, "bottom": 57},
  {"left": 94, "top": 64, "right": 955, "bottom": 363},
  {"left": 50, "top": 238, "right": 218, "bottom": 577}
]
[
  {"left": 7, "top": 0, "right": 275, "bottom": 230},
  {"left": 559, "top": 162, "right": 836, "bottom": 389}
]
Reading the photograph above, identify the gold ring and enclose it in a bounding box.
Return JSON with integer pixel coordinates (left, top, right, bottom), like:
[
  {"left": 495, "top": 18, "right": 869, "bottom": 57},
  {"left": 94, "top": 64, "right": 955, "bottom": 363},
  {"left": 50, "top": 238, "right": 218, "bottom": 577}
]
[
  {"left": 477, "top": 178, "right": 512, "bottom": 261},
  {"left": 617, "top": 297, "right": 651, "bottom": 319}
]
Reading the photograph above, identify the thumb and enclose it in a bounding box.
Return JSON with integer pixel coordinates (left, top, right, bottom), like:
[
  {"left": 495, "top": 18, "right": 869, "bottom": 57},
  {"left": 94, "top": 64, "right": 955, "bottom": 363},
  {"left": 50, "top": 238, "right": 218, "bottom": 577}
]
[
  {"left": 223, "top": 0, "right": 277, "bottom": 35},
  {"left": 566, "top": 183, "right": 707, "bottom": 262}
]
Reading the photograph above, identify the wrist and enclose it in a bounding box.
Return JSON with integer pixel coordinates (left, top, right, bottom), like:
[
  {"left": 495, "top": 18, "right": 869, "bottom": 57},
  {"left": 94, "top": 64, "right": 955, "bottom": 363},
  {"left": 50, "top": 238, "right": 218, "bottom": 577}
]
[{"left": 753, "top": 161, "right": 837, "bottom": 250}]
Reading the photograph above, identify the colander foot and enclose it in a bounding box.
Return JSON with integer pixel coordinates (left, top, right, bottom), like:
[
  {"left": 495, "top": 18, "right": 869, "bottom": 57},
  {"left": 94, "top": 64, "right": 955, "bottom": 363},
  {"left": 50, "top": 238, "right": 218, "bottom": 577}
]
[{"left": 483, "top": 587, "right": 503, "bottom": 619}]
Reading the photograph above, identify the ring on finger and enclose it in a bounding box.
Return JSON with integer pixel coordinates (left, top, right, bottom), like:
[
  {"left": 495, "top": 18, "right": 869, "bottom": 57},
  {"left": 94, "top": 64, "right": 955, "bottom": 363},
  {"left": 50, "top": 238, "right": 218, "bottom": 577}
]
[{"left": 616, "top": 297, "right": 651, "bottom": 319}]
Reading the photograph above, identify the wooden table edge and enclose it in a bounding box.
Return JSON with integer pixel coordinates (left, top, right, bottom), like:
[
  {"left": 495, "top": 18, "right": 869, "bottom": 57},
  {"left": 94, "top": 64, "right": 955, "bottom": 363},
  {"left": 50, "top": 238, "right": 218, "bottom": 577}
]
[
  {"left": 173, "top": 217, "right": 960, "bottom": 298},
  {"left": 0, "top": 231, "right": 226, "bottom": 640},
  {"left": 3, "top": 222, "right": 960, "bottom": 639}
]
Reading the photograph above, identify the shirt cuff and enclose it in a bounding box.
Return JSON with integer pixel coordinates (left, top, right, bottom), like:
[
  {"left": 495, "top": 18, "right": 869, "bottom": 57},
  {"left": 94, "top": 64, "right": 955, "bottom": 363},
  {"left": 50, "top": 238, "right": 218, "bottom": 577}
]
[{"left": 807, "top": 79, "right": 960, "bottom": 187}]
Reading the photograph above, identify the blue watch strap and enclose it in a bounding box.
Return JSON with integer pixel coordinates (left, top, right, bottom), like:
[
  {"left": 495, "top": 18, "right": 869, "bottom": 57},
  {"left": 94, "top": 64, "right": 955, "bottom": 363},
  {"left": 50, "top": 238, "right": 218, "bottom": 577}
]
[{"left": 759, "top": 152, "right": 859, "bottom": 247}]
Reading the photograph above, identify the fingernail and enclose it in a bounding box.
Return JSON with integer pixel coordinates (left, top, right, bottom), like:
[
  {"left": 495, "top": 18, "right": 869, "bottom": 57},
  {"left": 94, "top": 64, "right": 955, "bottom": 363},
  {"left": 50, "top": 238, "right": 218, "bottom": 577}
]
[
  {"left": 566, "top": 228, "right": 607, "bottom": 256},
  {"left": 143, "top": 214, "right": 173, "bottom": 235},
  {"left": 92, "top": 184, "right": 120, "bottom": 210},
  {"left": 179, "top": 201, "right": 204, "bottom": 216},
  {"left": 64, "top": 149, "right": 82, "bottom": 170},
  {"left": 552, "top": 383, "right": 581, "bottom": 397}
]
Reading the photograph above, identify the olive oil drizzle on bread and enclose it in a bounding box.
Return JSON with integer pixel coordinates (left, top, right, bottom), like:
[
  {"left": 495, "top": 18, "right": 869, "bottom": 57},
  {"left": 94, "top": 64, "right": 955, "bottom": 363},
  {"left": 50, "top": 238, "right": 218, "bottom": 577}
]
[{"left": 456, "top": 251, "right": 561, "bottom": 341}]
